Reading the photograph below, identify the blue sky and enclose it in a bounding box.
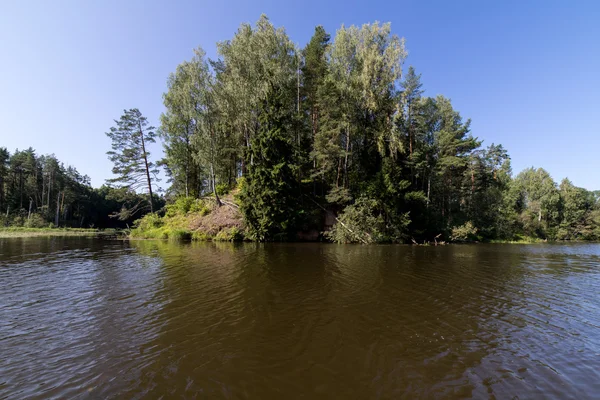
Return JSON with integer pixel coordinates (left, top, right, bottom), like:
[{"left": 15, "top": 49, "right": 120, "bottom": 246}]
[{"left": 1, "top": 0, "right": 598, "bottom": 190}]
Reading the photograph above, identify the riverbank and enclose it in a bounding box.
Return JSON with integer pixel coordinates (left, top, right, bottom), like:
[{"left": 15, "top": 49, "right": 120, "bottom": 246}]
[
  {"left": 127, "top": 195, "right": 580, "bottom": 245},
  {"left": 0, "top": 227, "right": 121, "bottom": 239},
  {"left": 129, "top": 194, "right": 245, "bottom": 242}
]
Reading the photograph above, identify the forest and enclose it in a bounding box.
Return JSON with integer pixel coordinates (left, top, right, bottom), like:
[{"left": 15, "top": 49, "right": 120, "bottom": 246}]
[
  {"left": 0, "top": 147, "right": 161, "bottom": 229},
  {"left": 2, "top": 15, "right": 599, "bottom": 242}
]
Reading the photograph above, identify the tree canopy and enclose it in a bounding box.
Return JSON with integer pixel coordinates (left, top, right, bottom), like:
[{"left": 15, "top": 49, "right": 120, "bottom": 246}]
[{"left": 3, "top": 15, "right": 597, "bottom": 242}]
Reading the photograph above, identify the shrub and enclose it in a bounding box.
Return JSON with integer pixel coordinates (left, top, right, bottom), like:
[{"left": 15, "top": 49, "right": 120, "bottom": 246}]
[
  {"left": 133, "top": 213, "right": 163, "bottom": 230},
  {"left": 450, "top": 221, "right": 479, "bottom": 242},
  {"left": 192, "top": 231, "right": 210, "bottom": 241},
  {"left": 214, "top": 227, "right": 244, "bottom": 242},
  {"left": 168, "top": 229, "right": 192, "bottom": 241},
  {"left": 166, "top": 197, "right": 193, "bottom": 217},
  {"left": 326, "top": 197, "right": 409, "bottom": 244},
  {"left": 24, "top": 213, "right": 48, "bottom": 228},
  {"left": 216, "top": 183, "right": 230, "bottom": 196},
  {"left": 189, "top": 199, "right": 209, "bottom": 214}
]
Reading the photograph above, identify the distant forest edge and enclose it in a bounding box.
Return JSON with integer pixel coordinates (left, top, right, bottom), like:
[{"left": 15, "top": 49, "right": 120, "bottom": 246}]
[{"left": 2, "top": 15, "right": 599, "bottom": 243}]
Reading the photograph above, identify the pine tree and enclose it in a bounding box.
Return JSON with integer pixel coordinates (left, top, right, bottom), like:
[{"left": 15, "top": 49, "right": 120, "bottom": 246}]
[
  {"left": 0, "top": 147, "right": 9, "bottom": 214},
  {"left": 106, "top": 109, "right": 158, "bottom": 216}
]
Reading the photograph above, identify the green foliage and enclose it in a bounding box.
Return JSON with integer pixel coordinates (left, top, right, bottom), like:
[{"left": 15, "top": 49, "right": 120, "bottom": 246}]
[
  {"left": 0, "top": 147, "right": 137, "bottom": 229},
  {"left": 165, "top": 197, "right": 208, "bottom": 217},
  {"left": 326, "top": 197, "right": 409, "bottom": 244},
  {"left": 24, "top": 213, "right": 47, "bottom": 228},
  {"left": 214, "top": 227, "right": 244, "bottom": 242},
  {"left": 239, "top": 85, "right": 301, "bottom": 241},
  {"left": 106, "top": 108, "right": 158, "bottom": 214},
  {"left": 450, "top": 221, "right": 479, "bottom": 242},
  {"left": 0, "top": 227, "right": 101, "bottom": 238},
  {"left": 133, "top": 213, "right": 163, "bottom": 230},
  {"left": 191, "top": 231, "right": 210, "bottom": 241},
  {"left": 215, "top": 183, "right": 230, "bottom": 197},
  {"left": 8, "top": 17, "right": 598, "bottom": 244},
  {"left": 168, "top": 229, "right": 192, "bottom": 241}
]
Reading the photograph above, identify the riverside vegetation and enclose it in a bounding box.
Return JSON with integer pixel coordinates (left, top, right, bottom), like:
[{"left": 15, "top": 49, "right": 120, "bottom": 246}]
[{"left": 2, "top": 16, "right": 599, "bottom": 243}]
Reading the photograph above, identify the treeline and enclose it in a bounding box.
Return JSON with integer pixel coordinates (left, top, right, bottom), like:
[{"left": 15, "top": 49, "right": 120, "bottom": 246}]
[
  {"left": 0, "top": 147, "right": 157, "bottom": 229},
  {"left": 144, "top": 15, "right": 599, "bottom": 242}
]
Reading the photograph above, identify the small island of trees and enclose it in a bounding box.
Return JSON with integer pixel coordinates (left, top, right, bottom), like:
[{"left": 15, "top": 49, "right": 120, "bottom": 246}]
[{"left": 2, "top": 15, "right": 599, "bottom": 243}]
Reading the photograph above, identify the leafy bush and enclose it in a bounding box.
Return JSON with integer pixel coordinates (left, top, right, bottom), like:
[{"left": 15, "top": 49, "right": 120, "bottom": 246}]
[
  {"left": 134, "top": 213, "right": 163, "bottom": 230},
  {"left": 450, "top": 221, "right": 479, "bottom": 242},
  {"left": 326, "top": 197, "right": 409, "bottom": 244},
  {"left": 24, "top": 213, "right": 48, "bottom": 228},
  {"left": 168, "top": 229, "right": 192, "bottom": 241},
  {"left": 214, "top": 227, "right": 244, "bottom": 242},
  {"left": 192, "top": 231, "right": 210, "bottom": 241},
  {"left": 190, "top": 199, "right": 210, "bottom": 215},
  {"left": 216, "top": 183, "right": 230, "bottom": 196}
]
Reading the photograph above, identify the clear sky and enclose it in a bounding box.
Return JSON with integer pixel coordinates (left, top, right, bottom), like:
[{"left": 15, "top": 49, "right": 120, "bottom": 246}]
[{"left": 1, "top": 0, "right": 598, "bottom": 190}]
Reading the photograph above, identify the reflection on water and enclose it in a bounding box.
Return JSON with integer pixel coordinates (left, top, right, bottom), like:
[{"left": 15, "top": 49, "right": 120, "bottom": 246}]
[{"left": 1, "top": 238, "right": 600, "bottom": 398}]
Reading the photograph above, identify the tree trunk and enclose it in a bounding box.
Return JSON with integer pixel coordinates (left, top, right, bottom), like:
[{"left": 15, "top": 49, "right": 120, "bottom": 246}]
[
  {"left": 336, "top": 158, "right": 342, "bottom": 188},
  {"left": 139, "top": 121, "right": 154, "bottom": 213},
  {"left": 297, "top": 55, "right": 300, "bottom": 115},
  {"left": 343, "top": 126, "right": 350, "bottom": 188},
  {"left": 211, "top": 163, "right": 222, "bottom": 207},
  {"left": 427, "top": 176, "right": 431, "bottom": 208},
  {"left": 19, "top": 170, "right": 23, "bottom": 209},
  {"left": 28, "top": 198, "right": 33, "bottom": 220},
  {"left": 47, "top": 173, "right": 51, "bottom": 209},
  {"left": 0, "top": 176, "right": 4, "bottom": 211},
  {"left": 55, "top": 191, "right": 60, "bottom": 227}
]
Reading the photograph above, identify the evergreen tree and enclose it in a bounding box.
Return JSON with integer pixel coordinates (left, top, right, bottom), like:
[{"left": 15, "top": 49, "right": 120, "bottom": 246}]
[
  {"left": 0, "top": 147, "right": 9, "bottom": 214},
  {"left": 106, "top": 108, "right": 158, "bottom": 216},
  {"left": 240, "top": 86, "right": 300, "bottom": 241},
  {"left": 302, "top": 26, "right": 330, "bottom": 144}
]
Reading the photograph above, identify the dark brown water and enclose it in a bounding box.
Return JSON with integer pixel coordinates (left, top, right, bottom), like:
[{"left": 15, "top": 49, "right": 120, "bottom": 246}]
[{"left": 1, "top": 238, "right": 600, "bottom": 399}]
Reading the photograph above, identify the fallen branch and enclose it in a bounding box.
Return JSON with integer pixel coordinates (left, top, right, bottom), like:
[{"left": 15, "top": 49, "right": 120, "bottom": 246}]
[
  {"left": 201, "top": 196, "right": 239, "bottom": 210},
  {"left": 302, "top": 194, "right": 369, "bottom": 244}
]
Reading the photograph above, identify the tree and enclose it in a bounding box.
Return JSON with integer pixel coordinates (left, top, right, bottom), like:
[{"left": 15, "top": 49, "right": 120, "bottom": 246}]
[
  {"left": 240, "top": 86, "right": 300, "bottom": 241},
  {"left": 187, "top": 48, "right": 227, "bottom": 206},
  {"left": 160, "top": 52, "right": 205, "bottom": 198},
  {"left": 0, "top": 147, "right": 9, "bottom": 214},
  {"left": 106, "top": 108, "right": 158, "bottom": 215},
  {"left": 512, "top": 167, "right": 560, "bottom": 238},
  {"left": 302, "top": 26, "right": 330, "bottom": 144},
  {"left": 214, "top": 15, "right": 297, "bottom": 175},
  {"left": 558, "top": 178, "right": 596, "bottom": 239},
  {"left": 430, "top": 95, "right": 480, "bottom": 231}
]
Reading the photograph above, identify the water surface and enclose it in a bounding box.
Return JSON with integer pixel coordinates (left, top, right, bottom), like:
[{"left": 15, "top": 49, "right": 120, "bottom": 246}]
[{"left": 1, "top": 238, "right": 599, "bottom": 398}]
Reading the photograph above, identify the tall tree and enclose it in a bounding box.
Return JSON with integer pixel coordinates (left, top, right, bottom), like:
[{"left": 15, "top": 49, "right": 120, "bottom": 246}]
[
  {"left": 302, "top": 26, "right": 330, "bottom": 144},
  {"left": 214, "top": 14, "right": 297, "bottom": 175},
  {"left": 160, "top": 52, "right": 205, "bottom": 198},
  {"left": 240, "top": 86, "right": 300, "bottom": 241},
  {"left": 0, "top": 147, "right": 9, "bottom": 213},
  {"left": 106, "top": 109, "right": 158, "bottom": 215},
  {"left": 512, "top": 167, "right": 560, "bottom": 237}
]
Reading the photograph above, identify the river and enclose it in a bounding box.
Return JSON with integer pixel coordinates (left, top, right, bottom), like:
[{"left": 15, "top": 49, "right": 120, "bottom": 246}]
[{"left": 1, "top": 238, "right": 599, "bottom": 398}]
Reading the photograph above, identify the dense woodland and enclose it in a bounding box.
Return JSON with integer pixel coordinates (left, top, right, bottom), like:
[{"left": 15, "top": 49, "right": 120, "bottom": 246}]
[
  {"left": 0, "top": 147, "right": 160, "bottom": 229},
  {"left": 2, "top": 16, "right": 599, "bottom": 242}
]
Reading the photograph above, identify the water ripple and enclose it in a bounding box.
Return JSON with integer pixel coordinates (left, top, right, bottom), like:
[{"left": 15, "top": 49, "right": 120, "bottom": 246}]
[{"left": 1, "top": 239, "right": 600, "bottom": 398}]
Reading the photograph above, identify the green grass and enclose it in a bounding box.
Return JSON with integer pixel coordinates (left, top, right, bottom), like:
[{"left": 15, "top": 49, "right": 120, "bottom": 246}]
[
  {"left": 488, "top": 235, "right": 547, "bottom": 244},
  {"left": 129, "top": 198, "right": 246, "bottom": 242},
  {"left": 0, "top": 227, "right": 110, "bottom": 238}
]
